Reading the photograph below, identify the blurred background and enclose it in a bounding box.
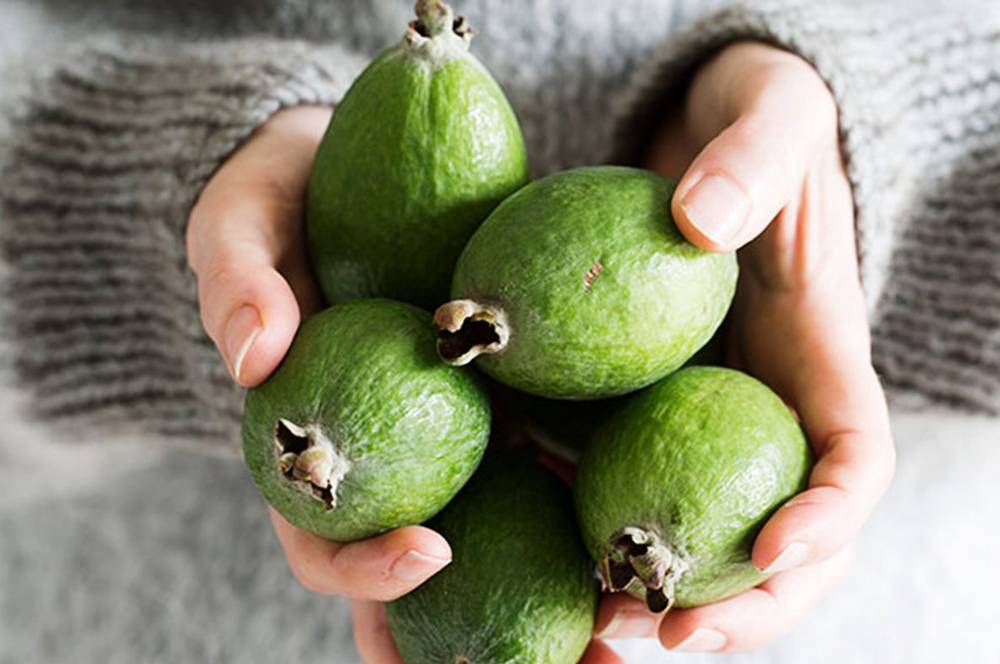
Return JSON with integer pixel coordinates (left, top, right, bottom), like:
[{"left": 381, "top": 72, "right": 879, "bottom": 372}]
[{"left": 2, "top": 1, "right": 999, "bottom": 663}]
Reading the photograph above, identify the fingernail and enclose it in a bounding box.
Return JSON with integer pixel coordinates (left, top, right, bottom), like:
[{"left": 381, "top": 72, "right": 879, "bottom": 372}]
[
  {"left": 224, "top": 305, "right": 262, "bottom": 383},
  {"left": 672, "top": 627, "right": 727, "bottom": 652},
  {"left": 761, "top": 541, "right": 810, "bottom": 574},
  {"left": 596, "top": 612, "right": 658, "bottom": 639},
  {"left": 390, "top": 549, "right": 451, "bottom": 583},
  {"left": 679, "top": 174, "right": 751, "bottom": 246}
]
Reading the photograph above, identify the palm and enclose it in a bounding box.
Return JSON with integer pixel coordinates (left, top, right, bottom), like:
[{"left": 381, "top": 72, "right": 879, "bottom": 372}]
[
  {"left": 590, "top": 43, "right": 894, "bottom": 651},
  {"left": 724, "top": 146, "right": 864, "bottom": 402}
]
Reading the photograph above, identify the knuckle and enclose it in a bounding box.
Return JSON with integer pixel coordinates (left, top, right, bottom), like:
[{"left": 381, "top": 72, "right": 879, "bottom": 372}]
[{"left": 196, "top": 261, "right": 245, "bottom": 298}]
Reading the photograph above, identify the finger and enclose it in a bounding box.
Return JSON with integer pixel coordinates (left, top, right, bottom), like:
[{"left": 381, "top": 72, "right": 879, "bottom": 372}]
[
  {"left": 671, "top": 57, "right": 837, "bottom": 252},
  {"left": 660, "top": 545, "right": 853, "bottom": 652},
  {"left": 193, "top": 255, "right": 303, "bottom": 387},
  {"left": 578, "top": 639, "right": 626, "bottom": 664},
  {"left": 752, "top": 300, "right": 895, "bottom": 573},
  {"left": 593, "top": 593, "right": 661, "bottom": 640},
  {"left": 269, "top": 508, "right": 452, "bottom": 601},
  {"left": 352, "top": 601, "right": 405, "bottom": 664},
  {"left": 186, "top": 107, "right": 329, "bottom": 387}
]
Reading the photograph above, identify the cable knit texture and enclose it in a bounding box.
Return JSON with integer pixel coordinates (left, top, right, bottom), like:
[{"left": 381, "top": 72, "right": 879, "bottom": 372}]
[
  {"left": 0, "top": 0, "right": 998, "bottom": 457},
  {"left": 610, "top": 0, "right": 1000, "bottom": 412},
  {"left": 0, "top": 38, "right": 366, "bottom": 448}
]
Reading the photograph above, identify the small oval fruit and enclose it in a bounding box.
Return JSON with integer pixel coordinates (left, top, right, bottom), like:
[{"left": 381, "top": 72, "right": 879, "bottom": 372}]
[
  {"left": 386, "top": 453, "right": 597, "bottom": 664},
  {"left": 434, "top": 166, "right": 738, "bottom": 399},
  {"left": 241, "top": 300, "right": 490, "bottom": 542},
  {"left": 307, "top": 0, "right": 529, "bottom": 309},
  {"left": 574, "top": 366, "right": 812, "bottom": 611}
]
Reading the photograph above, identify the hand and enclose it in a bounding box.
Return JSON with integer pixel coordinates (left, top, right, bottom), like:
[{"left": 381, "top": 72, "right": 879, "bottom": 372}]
[
  {"left": 597, "top": 42, "right": 896, "bottom": 651},
  {"left": 187, "top": 106, "right": 621, "bottom": 664},
  {"left": 186, "top": 106, "right": 452, "bottom": 624}
]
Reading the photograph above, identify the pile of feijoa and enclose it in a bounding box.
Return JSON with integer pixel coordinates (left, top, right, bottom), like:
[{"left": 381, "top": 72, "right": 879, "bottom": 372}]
[{"left": 240, "top": 2, "right": 813, "bottom": 662}]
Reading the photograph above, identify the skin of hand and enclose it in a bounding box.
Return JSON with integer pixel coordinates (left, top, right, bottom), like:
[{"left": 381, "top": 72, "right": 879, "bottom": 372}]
[
  {"left": 186, "top": 106, "right": 454, "bottom": 610},
  {"left": 187, "top": 37, "right": 894, "bottom": 661},
  {"left": 593, "top": 41, "right": 896, "bottom": 652},
  {"left": 186, "top": 106, "right": 623, "bottom": 664}
]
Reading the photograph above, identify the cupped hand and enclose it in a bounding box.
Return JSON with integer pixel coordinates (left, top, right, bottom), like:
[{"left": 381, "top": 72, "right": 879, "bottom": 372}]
[
  {"left": 186, "top": 105, "right": 452, "bottom": 613},
  {"left": 187, "top": 106, "right": 620, "bottom": 663},
  {"left": 597, "top": 41, "right": 895, "bottom": 651}
]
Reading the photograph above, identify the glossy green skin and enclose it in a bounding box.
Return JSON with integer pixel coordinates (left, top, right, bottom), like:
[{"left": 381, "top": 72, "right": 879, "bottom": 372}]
[
  {"left": 307, "top": 37, "right": 529, "bottom": 310},
  {"left": 574, "top": 367, "right": 813, "bottom": 607},
  {"left": 242, "top": 300, "right": 490, "bottom": 542},
  {"left": 386, "top": 453, "right": 597, "bottom": 664},
  {"left": 451, "top": 166, "right": 738, "bottom": 399}
]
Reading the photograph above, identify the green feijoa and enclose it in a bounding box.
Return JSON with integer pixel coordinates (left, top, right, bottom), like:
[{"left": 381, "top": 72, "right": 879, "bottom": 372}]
[
  {"left": 241, "top": 300, "right": 490, "bottom": 542},
  {"left": 574, "top": 366, "right": 813, "bottom": 612},
  {"left": 434, "top": 166, "right": 738, "bottom": 399},
  {"left": 386, "top": 453, "right": 597, "bottom": 664},
  {"left": 307, "top": 0, "right": 529, "bottom": 310}
]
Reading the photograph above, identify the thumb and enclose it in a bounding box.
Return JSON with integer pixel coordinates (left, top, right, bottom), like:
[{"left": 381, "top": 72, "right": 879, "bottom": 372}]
[
  {"left": 187, "top": 106, "right": 330, "bottom": 387},
  {"left": 192, "top": 251, "right": 304, "bottom": 388},
  {"left": 670, "top": 65, "right": 837, "bottom": 252}
]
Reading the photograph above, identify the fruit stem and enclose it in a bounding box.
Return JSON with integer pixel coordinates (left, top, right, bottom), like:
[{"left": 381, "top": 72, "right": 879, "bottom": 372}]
[
  {"left": 434, "top": 299, "right": 509, "bottom": 366},
  {"left": 599, "top": 526, "right": 687, "bottom": 613},
  {"left": 274, "top": 418, "right": 350, "bottom": 511},
  {"left": 406, "top": 0, "right": 474, "bottom": 49},
  {"left": 414, "top": 0, "right": 453, "bottom": 37}
]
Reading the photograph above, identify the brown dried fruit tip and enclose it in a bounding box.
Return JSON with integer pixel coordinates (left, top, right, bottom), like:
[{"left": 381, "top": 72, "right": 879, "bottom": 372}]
[
  {"left": 434, "top": 300, "right": 509, "bottom": 366},
  {"left": 274, "top": 418, "right": 350, "bottom": 510},
  {"left": 600, "top": 526, "right": 681, "bottom": 613},
  {"left": 409, "top": 0, "right": 475, "bottom": 41}
]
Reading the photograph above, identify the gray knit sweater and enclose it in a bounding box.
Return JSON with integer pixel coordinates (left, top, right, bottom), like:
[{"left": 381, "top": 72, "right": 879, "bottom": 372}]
[{"left": 1, "top": 0, "right": 998, "bottom": 454}]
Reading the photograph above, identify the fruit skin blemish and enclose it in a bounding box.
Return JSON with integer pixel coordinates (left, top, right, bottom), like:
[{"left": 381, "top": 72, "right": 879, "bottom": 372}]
[{"left": 437, "top": 166, "right": 738, "bottom": 400}]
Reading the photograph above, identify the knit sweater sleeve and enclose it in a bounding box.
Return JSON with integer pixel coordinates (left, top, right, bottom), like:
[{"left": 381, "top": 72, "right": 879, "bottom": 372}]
[
  {"left": 610, "top": 0, "right": 1000, "bottom": 414},
  {"left": 0, "top": 37, "right": 366, "bottom": 454}
]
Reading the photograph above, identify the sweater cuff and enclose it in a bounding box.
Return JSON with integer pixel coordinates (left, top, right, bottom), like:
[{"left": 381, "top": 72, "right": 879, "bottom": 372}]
[
  {"left": 610, "top": 0, "right": 953, "bottom": 315},
  {"left": 0, "top": 37, "right": 366, "bottom": 454},
  {"left": 608, "top": 1, "right": 1000, "bottom": 413}
]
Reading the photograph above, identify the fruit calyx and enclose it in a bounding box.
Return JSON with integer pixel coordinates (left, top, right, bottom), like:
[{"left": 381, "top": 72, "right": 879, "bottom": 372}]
[
  {"left": 600, "top": 526, "right": 688, "bottom": 613},
  {"left": 434, "top": 299, "right": 510, "bottom": 366},
  {"left": 407, "top": 0, "right": 474, "bottom": 50},
  {"left": 274, "top": 418, "right": 350, "bottom": 511}
]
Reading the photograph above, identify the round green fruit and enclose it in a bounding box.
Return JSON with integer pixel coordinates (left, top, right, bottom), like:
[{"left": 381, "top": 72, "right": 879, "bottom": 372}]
[
  {"left": 241, "top": 299, "right": 490, "bottom": 542},
  {"left": 434, "top": 166, "right": 738, "bottom": 399},
  {"left": 386, "top": 452, "right": 597, "bottom": 664},
  {"left": 574, "top": 366, "right": 813, "bottom": 612},
  {"left": 307, "top": 0, "right": 529, "bottom": 310}
]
